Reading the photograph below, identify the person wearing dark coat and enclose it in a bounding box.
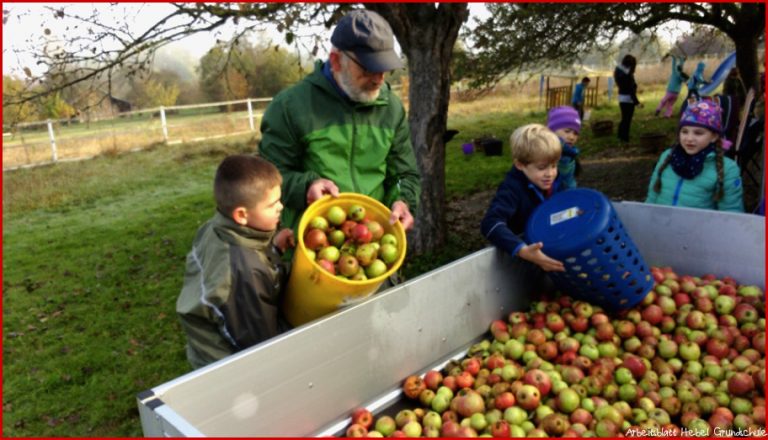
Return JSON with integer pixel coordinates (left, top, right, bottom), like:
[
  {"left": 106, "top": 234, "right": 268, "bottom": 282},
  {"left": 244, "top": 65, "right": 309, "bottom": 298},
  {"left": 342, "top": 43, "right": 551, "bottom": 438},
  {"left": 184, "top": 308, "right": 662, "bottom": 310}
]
[{"left": 614, "top": 54, "right": 641, "bottom": 143}]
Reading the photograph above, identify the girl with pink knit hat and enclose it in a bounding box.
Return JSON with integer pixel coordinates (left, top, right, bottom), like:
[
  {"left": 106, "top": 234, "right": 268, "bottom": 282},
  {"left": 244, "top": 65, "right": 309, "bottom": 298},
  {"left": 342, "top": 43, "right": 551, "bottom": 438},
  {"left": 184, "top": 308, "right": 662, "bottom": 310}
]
[
  {"left": 645, "top": 100, "right": 744, "bottom": 212},
  {"left": 547, "top": 105, "right": 582, "bottom": 189}
]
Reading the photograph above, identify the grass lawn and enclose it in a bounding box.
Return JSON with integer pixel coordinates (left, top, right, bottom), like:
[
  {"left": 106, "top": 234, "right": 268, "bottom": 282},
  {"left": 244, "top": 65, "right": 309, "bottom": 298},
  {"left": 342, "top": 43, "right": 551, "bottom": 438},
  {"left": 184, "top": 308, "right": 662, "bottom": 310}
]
[{"left": 2, "top": 87, "right": 679, "bottom": 436}]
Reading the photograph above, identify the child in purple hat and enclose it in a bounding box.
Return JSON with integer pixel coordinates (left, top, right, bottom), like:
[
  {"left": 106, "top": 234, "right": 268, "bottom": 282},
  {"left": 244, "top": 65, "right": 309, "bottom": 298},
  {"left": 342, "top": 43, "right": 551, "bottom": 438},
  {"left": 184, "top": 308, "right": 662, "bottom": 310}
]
[
  {"left": 546, "top": 106, "right": 582, "bottom": 189},
  {"left": 645, "top": 100, "right": 743, "bottom": 212}
]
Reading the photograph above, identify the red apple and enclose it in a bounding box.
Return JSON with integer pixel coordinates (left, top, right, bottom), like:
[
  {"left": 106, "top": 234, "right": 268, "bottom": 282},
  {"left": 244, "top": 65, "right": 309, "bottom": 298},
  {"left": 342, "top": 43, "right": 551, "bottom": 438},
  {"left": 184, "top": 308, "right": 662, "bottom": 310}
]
[
  {"left": 304, "top": 228, "right": 328, "bottom": 251},
  {"left": 351, "top": 223, "right": 373, "bottom": 244},
  {"left": 494, "top": 391, "right": 516, "bottom": 410},
  {"left": 523, "top": 369, "right": 552, "bottom": 396},
  {"left": 351, "top": 408, "right": 373, "bottom": 429},
  {"left": 317, "top": 259, "right": 335, "bottom": 275},
  {"left": 490, "top": 420, "right": 510, "bottom": 437},
  {"left": 402, "top": 375, "right": 426, "bottom": 399},
  {"left": 515, "top": 384, "right": 541, "bottom": 410},
  {"left": 337, "top": 254, "right": 360, "bottom": 277},
  {"left": 364, "top": 219, "right": 385, "bottom": 241},
  {"left": 423, "top": 370, "right": 443, "bottom": 390}
]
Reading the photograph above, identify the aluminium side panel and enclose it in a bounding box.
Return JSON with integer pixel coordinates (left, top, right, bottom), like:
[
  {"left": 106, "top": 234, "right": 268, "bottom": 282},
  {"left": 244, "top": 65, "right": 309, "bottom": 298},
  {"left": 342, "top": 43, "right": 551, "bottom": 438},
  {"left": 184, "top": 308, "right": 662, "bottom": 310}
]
[
  {"left": 137, "top": 248, "right": 530, "bottom": 437},
  {"left": 138, "top": 202, "right": 766, "bottom": 436},
  {"left": 615, "top": 202, "right": 765, "bottom": 287}
]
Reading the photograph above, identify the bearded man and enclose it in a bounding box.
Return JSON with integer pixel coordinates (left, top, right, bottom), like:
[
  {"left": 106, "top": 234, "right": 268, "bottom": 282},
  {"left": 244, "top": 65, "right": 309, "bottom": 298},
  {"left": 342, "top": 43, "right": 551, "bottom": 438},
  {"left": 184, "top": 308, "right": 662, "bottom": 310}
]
[{"left": 259, "top": 9, "right": 421, "bottom": 235}]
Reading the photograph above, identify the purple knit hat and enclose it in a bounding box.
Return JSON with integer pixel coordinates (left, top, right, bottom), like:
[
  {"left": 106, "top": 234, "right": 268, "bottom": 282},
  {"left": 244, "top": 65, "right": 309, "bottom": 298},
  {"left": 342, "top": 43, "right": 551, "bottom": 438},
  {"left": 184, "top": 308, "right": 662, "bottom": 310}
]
[
  {"left": 547, "top": 106, "right": 581, "bottom": 134},
  {"left": 679, "top": 100, "right": 723, "bottom": 134}
]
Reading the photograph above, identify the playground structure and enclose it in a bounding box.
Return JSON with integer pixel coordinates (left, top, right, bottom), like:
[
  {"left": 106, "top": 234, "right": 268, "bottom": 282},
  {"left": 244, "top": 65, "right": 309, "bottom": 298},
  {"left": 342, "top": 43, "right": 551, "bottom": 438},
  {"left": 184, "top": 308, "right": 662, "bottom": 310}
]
[{"left": 698, "top": 52, "right": 737, "bottom": 96}]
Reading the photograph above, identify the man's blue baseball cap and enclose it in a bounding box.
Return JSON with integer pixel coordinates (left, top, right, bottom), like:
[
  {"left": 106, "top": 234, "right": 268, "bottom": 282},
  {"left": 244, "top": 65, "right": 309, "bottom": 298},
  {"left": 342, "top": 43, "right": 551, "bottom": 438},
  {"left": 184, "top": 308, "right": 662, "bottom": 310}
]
[{"left": 331, "top": 10, "right": 404, "bottom": 73}]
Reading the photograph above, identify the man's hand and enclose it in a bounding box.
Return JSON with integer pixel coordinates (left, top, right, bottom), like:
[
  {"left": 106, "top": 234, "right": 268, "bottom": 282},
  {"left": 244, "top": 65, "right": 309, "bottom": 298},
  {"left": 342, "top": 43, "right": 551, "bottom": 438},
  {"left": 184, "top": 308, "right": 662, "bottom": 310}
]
[
  {"left": 306, "top": 178, "right": 339, "bottom": 205},
  {"left": 390, "top": 200, "right": 414, "bottom": 231},
  {"left": 274, "top": 228, "right": 295, "bottom": 253},
  {"left": 517, "top": 242, "right": 565, "bottom": 272}
]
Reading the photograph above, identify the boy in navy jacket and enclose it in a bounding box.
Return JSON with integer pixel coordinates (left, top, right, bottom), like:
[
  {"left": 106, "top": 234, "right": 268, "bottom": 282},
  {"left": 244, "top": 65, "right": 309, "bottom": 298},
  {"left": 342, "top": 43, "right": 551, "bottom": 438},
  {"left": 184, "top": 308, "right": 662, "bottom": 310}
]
[{"left": 480, "top": 124, "right": 566, "bottom": 272}]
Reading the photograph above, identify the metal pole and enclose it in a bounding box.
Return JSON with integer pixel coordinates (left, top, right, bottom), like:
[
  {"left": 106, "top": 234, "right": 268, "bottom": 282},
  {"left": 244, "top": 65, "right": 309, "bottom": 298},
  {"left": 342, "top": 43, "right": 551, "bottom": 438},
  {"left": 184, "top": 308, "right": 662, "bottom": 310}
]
[
  {"left": 160, "top": 106, "right": 168, "bottom": 142},
  {"left": 247, "top": 98, "right": 255, "bottom": 131},
  {"left": 47, "top": 119, "right": 58, "bottom": 162}
]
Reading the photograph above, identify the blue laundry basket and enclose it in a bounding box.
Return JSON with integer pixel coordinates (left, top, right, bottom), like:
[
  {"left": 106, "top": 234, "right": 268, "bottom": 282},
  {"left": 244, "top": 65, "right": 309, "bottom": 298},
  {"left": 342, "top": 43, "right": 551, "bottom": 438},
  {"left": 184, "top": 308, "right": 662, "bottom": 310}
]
[{"left": 525, "top": 189, "right": 653, "bottom": 310}]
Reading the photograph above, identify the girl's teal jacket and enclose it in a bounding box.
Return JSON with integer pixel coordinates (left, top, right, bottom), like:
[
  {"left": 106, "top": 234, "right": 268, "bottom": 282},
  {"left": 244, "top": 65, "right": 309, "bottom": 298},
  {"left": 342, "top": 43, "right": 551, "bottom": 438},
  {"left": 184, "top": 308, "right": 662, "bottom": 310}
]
[
  {"left": 259, "top": 60, "right": 421, "bottom": 231},
  {"left": 645, "top": 148, "right": 744, "bottom": 212}
]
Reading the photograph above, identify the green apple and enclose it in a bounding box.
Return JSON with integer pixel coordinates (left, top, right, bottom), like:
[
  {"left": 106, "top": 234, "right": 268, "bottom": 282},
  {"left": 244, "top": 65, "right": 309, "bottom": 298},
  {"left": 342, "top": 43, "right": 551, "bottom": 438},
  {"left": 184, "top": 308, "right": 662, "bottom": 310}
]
[
  {"left": 430, "top": 393, "right": 449, "bottom": 413},
  {"left": 503, "top": 406, "right": 527, "bottom": 425},
  {"left": 504, "top": 339, "right": 525, "bottom": 360},
  {"left": 325, "top": 205, "right": 346, "bottom": 226},
  {"left": 378, "top": 243, "right": 399, "bottom": 265},
  {"left": 309, "top": 216, "right": 329, "bottom": 232},
  {"left": 422, "top": 411, "right": 442, "bottom": 429},
  {"left": 469, "top": 413, "right": 488, "bottom": 432},
  {"left": 557, "top": 388, "right": 580, "bottom": 413},
  {"left": 365, "top": 259, "right": 388, "bottom": 278},
  {"left": 348, "top": 204, "right": 366, "bottom": 222},
  {"left": 380, "top": 233, "right": 398, "bottom": 247},
  {"left": 317, "top": 245, "right": 340, "bottom": 263},
  {"left": 714, "top": 295, "right": 736, "bottom": 315},
  {"left": 328, "top": 229, "right": 346, "bottom": 247},
  {"left": 402, "top": 420, "right": 422, "bottom": 437},
  {"left": 374, "top": 416, "right": 396, "bottom": 436}
]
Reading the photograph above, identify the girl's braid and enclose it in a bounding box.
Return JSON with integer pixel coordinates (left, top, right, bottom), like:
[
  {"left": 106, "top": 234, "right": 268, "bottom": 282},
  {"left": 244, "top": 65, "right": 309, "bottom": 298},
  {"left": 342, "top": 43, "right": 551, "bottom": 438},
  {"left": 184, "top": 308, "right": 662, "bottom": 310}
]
[
  {"left": 652, "top": 150, "right": 675, "bottom": 194},
  {"left": 713, "top": 143, "right": 725, "bottom": 202}
]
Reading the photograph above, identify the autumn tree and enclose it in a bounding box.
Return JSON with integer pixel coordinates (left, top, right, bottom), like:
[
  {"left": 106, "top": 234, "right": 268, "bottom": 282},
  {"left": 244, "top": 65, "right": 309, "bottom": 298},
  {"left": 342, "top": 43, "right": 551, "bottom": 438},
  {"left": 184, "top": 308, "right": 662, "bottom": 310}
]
[
  {"left": 2, "top": 76, "right": 40, "bottom": 125},
  {"left": 197, "top": 40, "right": 307, "bottom": 103},
  {"left": 4, "top": 3, "right": 472, "bottom": 254},
  {"left": 126, "top": 69, "right": 182, "bottom": 108},
  {"left": 462, "top": 3, "right": 764, "bottom": 92}
]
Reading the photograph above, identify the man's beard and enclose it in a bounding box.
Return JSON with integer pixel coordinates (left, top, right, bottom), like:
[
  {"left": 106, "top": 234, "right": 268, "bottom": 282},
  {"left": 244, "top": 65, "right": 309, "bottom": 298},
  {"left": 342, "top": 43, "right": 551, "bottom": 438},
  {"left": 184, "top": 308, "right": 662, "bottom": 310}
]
[{"left": 337, "top": 57, "right": 381, "bottom": 103}]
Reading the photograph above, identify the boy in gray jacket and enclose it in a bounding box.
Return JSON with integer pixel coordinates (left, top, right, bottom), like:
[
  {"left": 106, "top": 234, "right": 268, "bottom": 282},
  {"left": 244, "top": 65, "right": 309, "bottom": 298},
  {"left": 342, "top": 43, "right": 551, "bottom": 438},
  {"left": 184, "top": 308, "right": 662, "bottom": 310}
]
[{"left": 177, "top": 155, "right": 294, "bottom": 369}]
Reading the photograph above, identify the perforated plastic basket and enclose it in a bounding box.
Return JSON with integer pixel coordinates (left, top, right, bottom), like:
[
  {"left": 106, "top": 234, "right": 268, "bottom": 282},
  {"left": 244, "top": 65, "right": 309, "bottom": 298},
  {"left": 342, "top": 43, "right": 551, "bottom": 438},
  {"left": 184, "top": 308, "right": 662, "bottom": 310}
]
[{"left": 525, "top": 189, "right": 653, "bottom": 310}]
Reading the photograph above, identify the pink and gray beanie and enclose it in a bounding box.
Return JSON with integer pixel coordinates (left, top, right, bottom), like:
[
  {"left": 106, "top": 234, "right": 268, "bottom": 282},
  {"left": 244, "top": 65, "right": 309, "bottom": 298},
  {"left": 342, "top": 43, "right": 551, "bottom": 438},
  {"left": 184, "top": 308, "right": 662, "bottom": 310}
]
[
  {"left": 547, "top": 106, "right": 581, "bottom": 134},
  {"left": 680, "top": 100, "right": 723, "bottom": 134}
]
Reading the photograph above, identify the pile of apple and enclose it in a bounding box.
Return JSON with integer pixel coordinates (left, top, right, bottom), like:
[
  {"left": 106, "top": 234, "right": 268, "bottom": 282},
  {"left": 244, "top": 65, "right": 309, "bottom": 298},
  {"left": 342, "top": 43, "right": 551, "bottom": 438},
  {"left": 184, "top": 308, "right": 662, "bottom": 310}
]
[
  {"left": 304, "top": 203, "right": 400, "bottom": 281},
  {"left": 341, "top": 267, "right": 765, "bottom": 437}
]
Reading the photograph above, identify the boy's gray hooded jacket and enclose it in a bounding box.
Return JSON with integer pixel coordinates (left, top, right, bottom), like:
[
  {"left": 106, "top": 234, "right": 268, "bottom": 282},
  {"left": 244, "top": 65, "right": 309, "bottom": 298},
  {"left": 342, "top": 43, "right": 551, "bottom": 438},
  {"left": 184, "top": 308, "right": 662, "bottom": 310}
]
[{"left": 176, "top": 212, "right": 288, "bottom": 369}]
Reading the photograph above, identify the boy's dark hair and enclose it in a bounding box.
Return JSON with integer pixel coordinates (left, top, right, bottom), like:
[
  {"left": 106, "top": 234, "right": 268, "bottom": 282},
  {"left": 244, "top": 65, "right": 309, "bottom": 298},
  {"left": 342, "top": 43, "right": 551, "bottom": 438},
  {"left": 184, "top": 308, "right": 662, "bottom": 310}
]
[
  {"left": 581, "top": 77, "right": 591, "bottom": 83},
  {"left": 214, "top": 155, "right": 282, "bottom": 215}
]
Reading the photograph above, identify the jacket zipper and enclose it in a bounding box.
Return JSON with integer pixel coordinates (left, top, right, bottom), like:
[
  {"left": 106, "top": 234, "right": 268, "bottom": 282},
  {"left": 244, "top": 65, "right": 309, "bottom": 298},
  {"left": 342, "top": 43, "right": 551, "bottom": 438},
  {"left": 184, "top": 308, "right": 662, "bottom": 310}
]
[{"left": 350, "top": 108, "right": 359, "bottom": 192}]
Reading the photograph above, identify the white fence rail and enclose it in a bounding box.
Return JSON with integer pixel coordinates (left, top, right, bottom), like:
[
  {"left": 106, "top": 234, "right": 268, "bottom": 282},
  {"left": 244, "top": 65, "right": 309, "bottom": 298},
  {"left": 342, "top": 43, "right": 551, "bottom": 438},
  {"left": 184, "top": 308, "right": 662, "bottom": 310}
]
[{"left": 2, "top": 97, "right": 272, "bottom": 171}]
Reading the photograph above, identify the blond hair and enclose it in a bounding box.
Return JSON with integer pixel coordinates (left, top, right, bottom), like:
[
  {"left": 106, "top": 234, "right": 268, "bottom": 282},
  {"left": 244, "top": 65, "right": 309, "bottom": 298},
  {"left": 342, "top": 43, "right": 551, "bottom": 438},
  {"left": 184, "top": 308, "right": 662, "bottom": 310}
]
[{"left": 509, "top": 123, "right": 562, "bottom": 165}]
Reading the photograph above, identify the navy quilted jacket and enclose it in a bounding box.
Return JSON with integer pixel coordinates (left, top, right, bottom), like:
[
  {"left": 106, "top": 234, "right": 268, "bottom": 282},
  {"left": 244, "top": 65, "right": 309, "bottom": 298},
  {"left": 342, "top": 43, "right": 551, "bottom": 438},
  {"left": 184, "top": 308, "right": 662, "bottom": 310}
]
[{"left": 481, "top": 167, "right": 565, "bottom": 257}]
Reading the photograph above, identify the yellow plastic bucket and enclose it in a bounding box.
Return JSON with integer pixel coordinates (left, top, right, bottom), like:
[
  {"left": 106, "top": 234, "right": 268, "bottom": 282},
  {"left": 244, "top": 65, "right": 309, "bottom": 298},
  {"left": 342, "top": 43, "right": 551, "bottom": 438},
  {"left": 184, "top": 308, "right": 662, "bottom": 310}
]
[{"left": 283, "top": 193, "right": 407, "bottom": 326}]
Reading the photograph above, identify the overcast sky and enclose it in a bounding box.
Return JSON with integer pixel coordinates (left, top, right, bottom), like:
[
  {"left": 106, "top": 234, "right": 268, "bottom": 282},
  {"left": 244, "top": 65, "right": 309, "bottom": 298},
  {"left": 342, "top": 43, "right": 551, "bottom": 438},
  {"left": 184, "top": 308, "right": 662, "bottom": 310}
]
[
  {"left": 2, "top": 3, "right": 491, "bottom": 78},
  {"left": 4, "top": 3, "right": 696, "bottom": 80}
]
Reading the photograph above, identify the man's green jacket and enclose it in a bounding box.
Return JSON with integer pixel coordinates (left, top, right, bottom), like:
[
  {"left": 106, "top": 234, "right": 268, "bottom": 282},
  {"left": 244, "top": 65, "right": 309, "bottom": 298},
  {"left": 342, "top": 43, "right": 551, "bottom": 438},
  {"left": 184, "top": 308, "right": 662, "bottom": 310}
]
[{"left": 259, "top": 60, "right": 421, "bottom": 231}]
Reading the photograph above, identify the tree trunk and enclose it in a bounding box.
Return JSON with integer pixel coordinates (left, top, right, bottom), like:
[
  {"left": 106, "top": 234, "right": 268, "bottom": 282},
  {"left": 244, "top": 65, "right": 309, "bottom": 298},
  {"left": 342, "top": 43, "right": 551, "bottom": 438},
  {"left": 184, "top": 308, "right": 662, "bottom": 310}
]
[
  {"left": 733, "top": 35, "right": 759, "bottom": 94},
  {"left": 367, "top": 3, "right": 469, "bottom": 256},
  {"left": 729, "top": 3, "right": 764, "bottom": 93}
]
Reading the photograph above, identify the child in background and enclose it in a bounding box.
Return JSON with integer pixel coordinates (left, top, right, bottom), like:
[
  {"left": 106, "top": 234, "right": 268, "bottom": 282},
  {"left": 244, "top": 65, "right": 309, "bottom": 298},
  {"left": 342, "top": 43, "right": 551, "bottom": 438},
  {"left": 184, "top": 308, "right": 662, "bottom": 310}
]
[
  {"left": 480, "top": 124, "right": 566, "bottom": 272},
  {"left": 546, "top": 106, "right": 582, "bottom": 189},
  {"left": 177, "top": 155, "right": 295, "bottom": 369},
  {"left": 655, "top": 55, "right": 688, "bottom": 118},
  {"left": 645, "top": 100, "right": 744, "bottom": 212},
  {"left": 571, "top": 77, "right": 591, "bottom": 120}
]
